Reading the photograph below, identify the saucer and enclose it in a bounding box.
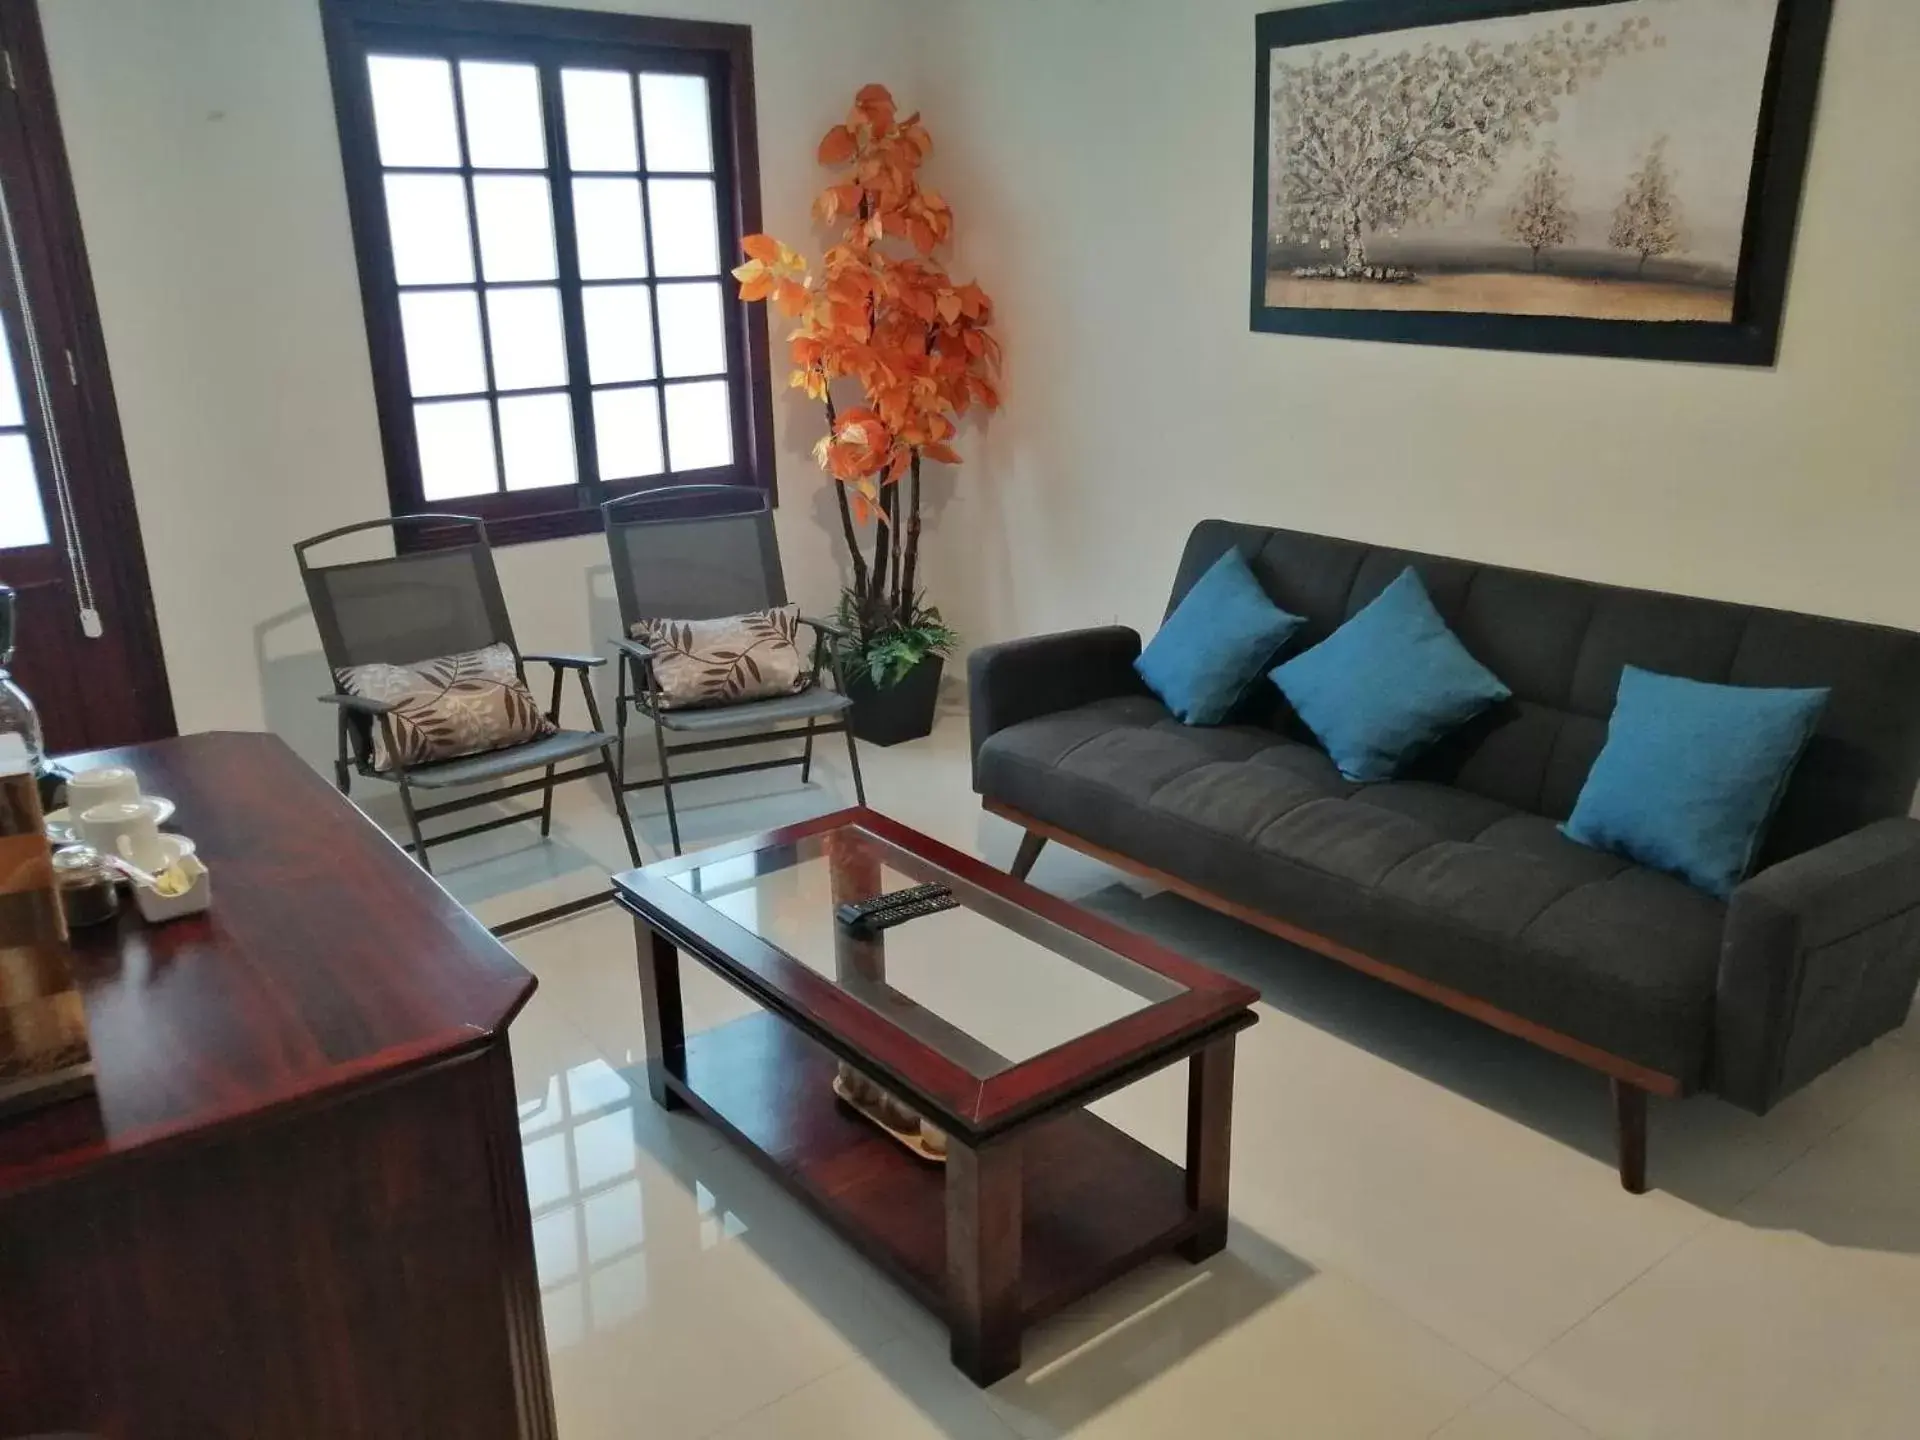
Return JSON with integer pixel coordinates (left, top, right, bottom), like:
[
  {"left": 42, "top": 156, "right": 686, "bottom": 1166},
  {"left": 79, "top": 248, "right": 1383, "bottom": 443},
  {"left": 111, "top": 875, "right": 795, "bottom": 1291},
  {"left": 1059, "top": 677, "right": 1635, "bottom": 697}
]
[{"left": 46, "top": 795, "right": 176, "bottom": 846}]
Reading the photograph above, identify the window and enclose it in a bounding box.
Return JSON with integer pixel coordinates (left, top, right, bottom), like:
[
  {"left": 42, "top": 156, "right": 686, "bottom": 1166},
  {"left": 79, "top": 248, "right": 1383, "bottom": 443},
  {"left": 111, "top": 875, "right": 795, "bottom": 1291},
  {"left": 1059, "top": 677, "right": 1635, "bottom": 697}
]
[{"left": 321, "top": 1, "right": 774, "bottom": 548}]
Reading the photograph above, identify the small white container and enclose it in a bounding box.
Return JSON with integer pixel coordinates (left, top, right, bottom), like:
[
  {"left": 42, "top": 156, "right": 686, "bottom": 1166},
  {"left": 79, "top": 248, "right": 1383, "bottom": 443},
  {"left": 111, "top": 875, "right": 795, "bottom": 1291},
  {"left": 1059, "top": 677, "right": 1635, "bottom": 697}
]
[{"left": 132, "top": 854, "right": 211, "bottom": 923}]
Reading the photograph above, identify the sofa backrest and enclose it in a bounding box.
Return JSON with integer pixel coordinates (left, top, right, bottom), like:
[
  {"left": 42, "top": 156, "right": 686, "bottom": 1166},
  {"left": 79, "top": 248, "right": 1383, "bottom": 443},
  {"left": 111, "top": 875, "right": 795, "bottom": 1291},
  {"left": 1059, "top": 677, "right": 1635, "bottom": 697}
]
[{"left": 1170, "top": 520, "right": 1920, "bottom": 866}]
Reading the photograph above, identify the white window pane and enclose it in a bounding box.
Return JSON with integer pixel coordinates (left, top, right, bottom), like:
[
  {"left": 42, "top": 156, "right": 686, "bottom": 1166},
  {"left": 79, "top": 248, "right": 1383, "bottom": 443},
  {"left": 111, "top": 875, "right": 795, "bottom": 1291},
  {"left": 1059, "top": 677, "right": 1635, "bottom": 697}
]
[
  {"left": 639, "top": 73, "right": 712, "bottom": 173},
  {"left": 583, "top": 285, "right": 656, "bottom": 384},
  {"left": 0, "top": 433, "right": 48, "bottom": 550},
  {"left": 664, "top": 380, "right": 732, "bottom": 471},
  {"left": 414, "top": 398, "right": 499, "bottom": 499},
  {"left": 0, "top": 324, "right": 24, "bottom": 429},
  {"left": 572, "top": 179, "right": 648, "bottom": 280},
  {"left": 384, "top": 174, "right": 474, "bottom": 285},
  {"left": 398, "top": 289, "right": 487, "bottom": 397},
  {"left": 368, "top": 56, "right": 461, "bottom": 168},
  {"left": 656, "top": 282, "right": 726, "bottom": 378},
  {"left": 460, "top": 61, "right": 545, "bottom": 170},
  {"left": 473, "top": 175, "right": 557, "bottom": 282},
  {"left": 499, "top": 392, "right": 577, "bottom": 492},
  {"left": 562, "top": 69, "right": 638, "bottom": 172},
  {"left": 647, "top": 179, "right": 720, "bottom": 277},
  {"left": 592, "top": 386, "right": 663, "bottom": 480},
  {"left": 486, "top": 287, "right": 567, "bottom": 391}
]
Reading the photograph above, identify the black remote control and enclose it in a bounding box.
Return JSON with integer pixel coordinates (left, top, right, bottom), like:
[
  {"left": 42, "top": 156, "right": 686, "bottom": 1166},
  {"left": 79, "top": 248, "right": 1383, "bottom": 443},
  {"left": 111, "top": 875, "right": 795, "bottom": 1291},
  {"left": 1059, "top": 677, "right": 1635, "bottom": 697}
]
[
  {"left": 836, "top": 883, "right": 955, "bottom": 936},
  {"left": 861, "top": 892, "right": 958, "bottom": 932}
]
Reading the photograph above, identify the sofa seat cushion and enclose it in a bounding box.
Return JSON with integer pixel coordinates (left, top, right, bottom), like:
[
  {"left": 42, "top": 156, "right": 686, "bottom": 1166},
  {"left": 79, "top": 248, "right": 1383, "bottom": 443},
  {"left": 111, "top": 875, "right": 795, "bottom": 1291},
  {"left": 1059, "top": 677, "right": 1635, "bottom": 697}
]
[{"left": 978, "top": 697, "right": 1726, "bottom": 1084}]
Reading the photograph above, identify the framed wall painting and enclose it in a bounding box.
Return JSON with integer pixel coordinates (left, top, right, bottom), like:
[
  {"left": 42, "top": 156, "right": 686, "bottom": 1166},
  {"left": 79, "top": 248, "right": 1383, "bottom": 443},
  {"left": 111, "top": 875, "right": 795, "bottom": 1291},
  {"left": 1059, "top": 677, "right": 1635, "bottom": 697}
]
[{"left": 1249, "top": 0, "right": 1834, "bottom": 365}]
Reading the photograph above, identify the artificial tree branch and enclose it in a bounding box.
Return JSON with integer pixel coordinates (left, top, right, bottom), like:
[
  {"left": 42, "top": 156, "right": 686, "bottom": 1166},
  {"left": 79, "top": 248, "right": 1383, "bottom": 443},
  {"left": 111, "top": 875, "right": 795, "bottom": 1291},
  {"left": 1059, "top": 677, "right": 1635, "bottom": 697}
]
[
  {"left": 900, "top": 451, "right": 923, "bottom": 610},
  {"left": 823, "top": 387, "right": 869, "bottom": 600}
]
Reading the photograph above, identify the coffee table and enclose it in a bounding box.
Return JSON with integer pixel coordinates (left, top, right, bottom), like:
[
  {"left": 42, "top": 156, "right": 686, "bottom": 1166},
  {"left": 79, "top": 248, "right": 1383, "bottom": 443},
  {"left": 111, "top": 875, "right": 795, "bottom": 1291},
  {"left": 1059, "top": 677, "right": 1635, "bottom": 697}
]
[{"left": 612, "top": 807, "right": 1259, "bottom": 1384}]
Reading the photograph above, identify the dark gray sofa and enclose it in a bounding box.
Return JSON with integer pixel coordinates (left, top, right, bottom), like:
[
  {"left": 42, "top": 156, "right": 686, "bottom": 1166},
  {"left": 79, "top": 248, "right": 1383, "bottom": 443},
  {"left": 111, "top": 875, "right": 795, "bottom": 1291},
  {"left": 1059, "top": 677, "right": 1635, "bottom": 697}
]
[{"left": 970, "top": 520, "right": 1920, "bottom": 1190}]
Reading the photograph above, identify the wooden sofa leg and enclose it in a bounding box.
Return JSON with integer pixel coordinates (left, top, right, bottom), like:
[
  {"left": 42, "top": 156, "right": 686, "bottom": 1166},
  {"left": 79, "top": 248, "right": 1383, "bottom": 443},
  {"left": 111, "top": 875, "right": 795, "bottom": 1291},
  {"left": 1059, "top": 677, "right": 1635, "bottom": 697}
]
[
  {"left": 1612, "top": 1078, "right": 1648, "bottom": 1194},
  {"left": 1010, "top": 830, "right": 1047, "bottom": 881}
]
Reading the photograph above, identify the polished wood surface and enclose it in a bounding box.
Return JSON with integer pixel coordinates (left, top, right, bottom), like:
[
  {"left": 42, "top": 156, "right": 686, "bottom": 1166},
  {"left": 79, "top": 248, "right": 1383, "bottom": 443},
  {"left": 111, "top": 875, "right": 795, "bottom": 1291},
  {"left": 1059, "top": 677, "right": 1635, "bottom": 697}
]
[
  {"left": 986, "top": 801, "right": 1684, "bottom": 1099},
  {"left": 0, "top": 732, "right": 554, "bottom": 1439},
  {"left": 0, "top": 731, "right": 535, "bottom": 1195},
  {"left": 615, "top": 807, "right": 1261, "bottom": 1140}
]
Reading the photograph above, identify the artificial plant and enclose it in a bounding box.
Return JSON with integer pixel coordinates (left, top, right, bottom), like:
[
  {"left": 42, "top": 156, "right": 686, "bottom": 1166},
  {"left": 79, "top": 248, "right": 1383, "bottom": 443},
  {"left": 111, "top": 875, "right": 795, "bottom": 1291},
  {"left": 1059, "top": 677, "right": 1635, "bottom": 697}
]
[{"left": 732, "top": 84, "right": 1001, "bottom": 688}]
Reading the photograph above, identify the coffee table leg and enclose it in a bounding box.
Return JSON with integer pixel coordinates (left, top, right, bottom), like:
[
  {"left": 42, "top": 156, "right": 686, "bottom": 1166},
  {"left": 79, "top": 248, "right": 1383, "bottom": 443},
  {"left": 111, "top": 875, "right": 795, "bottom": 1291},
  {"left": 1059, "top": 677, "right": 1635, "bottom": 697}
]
[
  {"left": 634, "top": 920, "right": 686, "bottom": 1111},
  {"left": 946, "top": 1135, "right": 1022, "bottom": 1385},
  {"left": 1178, "top": 1034, "right": 1236, "bottom": 1262}
]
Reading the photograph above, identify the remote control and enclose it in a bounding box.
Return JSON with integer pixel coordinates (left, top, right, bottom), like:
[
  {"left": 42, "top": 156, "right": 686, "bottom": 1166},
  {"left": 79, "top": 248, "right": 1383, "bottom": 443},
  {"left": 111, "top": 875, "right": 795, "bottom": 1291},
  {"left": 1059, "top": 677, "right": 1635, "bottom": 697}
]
[
  {"left": 861, "top": 892, "right": 959, "bottom": 932},
  {"left": 836, "top": 882, "right": 949, "bottom": 930}
]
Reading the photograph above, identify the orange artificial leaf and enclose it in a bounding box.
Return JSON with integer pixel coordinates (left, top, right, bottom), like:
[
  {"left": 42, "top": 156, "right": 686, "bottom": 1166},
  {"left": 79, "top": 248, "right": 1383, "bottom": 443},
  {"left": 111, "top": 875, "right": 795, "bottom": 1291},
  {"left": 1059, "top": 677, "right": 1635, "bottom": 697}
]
[
  {"left": 921, "top": 442, "right": 962, "bottom": 465},
  {"left": 818, "top": 125, "right": 857, "bottom": 165},
  {"left": 742, "top": 233, "right": 782, "bottom": 264},
  {"left": 935, "top": 292, "right": 962, "bottom": 325},
  {"left": 738, "top": 272, "right": 775, "bottom": 303}
]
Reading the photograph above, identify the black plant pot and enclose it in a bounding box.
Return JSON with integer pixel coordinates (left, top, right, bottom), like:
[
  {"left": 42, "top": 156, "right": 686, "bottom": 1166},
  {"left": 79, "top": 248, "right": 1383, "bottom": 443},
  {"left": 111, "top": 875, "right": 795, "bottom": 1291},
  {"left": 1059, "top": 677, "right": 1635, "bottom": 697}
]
[{"left": 841, "top": 655, "right": 943, "bottom": 747}]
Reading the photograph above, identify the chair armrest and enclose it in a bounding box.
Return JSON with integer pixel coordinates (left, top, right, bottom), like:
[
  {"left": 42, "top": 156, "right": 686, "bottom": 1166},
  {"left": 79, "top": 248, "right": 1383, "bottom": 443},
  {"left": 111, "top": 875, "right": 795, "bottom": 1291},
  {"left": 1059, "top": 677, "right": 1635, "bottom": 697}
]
[
  {"left": 967, "top": 626, "right": 1145, "bottom": 770},
  {"left": 523, "top": 651, "right": 606, "bottom": 671},
  {"left": 611, "top": 636, "right": 655, "bottom": 663},
  {"left": 799, "top": 614, "right": 852, "bottom": 642},
  {"left": 1716, "top": 817, "right": 1920, "bottom": 1113},
  {"left": 318, "top": 692, "right": 396, "bottom": 717}
]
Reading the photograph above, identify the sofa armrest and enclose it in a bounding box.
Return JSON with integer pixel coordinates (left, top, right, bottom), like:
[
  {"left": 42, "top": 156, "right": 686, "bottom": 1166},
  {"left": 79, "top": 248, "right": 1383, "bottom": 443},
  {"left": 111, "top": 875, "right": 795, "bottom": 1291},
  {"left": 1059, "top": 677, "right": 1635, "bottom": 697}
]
[
  {"left": 967, "top": 626, "right": 1145, "bottom": 768},
  {"left": 1716, "top": 817, "right": 1920, "bottom": 1112}
]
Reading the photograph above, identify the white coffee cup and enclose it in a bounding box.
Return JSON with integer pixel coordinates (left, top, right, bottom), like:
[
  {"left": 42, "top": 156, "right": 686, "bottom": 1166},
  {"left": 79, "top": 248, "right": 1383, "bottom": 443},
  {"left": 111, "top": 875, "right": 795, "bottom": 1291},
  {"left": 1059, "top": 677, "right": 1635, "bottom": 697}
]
[
  {"left": 68, "top": 765, "right": 141, "bottom": 813},
  {"left": 80, "top": 798, "right": 168, "bottom": 872}
]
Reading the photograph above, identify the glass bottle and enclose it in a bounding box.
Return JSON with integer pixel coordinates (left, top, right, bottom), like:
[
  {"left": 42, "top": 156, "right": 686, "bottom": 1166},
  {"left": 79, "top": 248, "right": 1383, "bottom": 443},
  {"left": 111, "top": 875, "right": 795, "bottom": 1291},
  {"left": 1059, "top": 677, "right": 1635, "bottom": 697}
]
[{"left": 0, "top": 582, "right": 49, "bottom": 785}]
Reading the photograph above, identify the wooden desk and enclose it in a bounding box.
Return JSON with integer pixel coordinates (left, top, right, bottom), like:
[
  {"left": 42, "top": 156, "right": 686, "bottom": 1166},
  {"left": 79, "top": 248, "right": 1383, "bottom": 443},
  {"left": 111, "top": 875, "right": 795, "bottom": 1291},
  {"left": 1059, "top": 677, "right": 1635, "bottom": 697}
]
[{"left": 0, "top": 733, "right": 555, "bottom": 1440}]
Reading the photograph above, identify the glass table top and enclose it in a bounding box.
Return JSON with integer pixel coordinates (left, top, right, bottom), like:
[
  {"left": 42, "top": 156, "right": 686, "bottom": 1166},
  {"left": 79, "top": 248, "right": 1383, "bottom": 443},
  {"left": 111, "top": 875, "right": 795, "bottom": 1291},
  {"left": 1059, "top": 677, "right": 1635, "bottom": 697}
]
[{"left": 660, "top": 824, "right": 1188, "bottom": 1080}]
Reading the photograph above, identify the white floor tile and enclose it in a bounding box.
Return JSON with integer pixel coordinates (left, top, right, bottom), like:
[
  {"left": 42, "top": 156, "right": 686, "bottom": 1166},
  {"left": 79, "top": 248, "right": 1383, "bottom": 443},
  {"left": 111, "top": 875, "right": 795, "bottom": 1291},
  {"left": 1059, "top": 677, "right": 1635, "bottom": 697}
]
[
  {"left": 1431, "top": 1384, "right": 1595, "bottom": 1440},
  {"left": 343, "top": 708, "right": 1920, "bottom": 1439}
]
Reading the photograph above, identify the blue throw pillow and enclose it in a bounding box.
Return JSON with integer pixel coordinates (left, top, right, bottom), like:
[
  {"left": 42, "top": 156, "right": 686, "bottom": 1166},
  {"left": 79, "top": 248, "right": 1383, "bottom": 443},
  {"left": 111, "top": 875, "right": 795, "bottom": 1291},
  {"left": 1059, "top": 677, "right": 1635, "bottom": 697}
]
[
  {"left": 1562, "top": 666, "right": 1829, "bottom": 898},
  {"left": 1135, "top": 549, "right": 1304, "bottom": 725},
  {"left": 1270, "top": 568, "right": 1510, "bottom": 782}
]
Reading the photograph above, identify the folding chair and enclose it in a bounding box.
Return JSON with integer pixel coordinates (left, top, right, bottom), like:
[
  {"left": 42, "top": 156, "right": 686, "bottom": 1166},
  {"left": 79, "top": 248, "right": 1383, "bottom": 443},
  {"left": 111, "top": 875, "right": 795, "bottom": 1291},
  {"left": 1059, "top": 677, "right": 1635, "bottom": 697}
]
[
  {"left": 296, "top": 514, "right": 640, "bottom": 935},
  {"left": 602, "top": 485, "right": 865, "bottom": 854}
]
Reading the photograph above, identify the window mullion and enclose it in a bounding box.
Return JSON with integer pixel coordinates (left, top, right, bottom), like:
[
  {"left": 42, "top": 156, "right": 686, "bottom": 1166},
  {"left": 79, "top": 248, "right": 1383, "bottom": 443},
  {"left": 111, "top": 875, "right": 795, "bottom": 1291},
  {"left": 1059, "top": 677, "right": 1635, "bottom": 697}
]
[
  {"left": 446, "top": 58, "right": 507, "bottom": 497},
  {"left": 539, "top": 57, "right": 602, "bottom": 509},
  {"left": 629, "top": 70, "right": 671, "bottom": 476}
]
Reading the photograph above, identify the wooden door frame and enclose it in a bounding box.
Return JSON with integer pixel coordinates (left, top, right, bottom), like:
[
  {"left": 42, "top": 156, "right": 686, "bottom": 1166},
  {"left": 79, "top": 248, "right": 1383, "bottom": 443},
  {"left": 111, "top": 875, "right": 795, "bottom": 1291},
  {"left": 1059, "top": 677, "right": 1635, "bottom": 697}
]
[{"left": 0, "top": 0, "right": 173, "bottom": 742}]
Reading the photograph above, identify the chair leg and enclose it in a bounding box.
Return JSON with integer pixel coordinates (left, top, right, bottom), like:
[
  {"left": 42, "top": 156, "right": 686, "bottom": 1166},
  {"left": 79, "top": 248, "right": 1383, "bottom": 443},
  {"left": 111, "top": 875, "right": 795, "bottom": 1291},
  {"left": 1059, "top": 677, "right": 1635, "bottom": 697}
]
[
  {"left": 578, "top": 671, "right": 641, "bottom": 868},
  {"left": 842, "top": 724, "right": 867, "bottom": 806},
  {"left": 800, "top": 717, "right": 816, "bottom": 785},
  {"left": 333, "top": 712, "right": 352, "bottom": 796},
  {"left": 1612, "top": 1078, "right": 1648, "bottom": 1195},
  {"left": 652, "top": 712, "right": 682, "bottom": 855},
  {"left": 539, "top": 667, "right": 564, "bottom": 839},
  {"left": 614, "top": 657, "right": 631, "bottom": 785},
  {"left": 397, "top": 776, "right": 432, "bottom": 876},
  {"left": 1011, "top": 830, "right": 1047, "bottom": 881}
]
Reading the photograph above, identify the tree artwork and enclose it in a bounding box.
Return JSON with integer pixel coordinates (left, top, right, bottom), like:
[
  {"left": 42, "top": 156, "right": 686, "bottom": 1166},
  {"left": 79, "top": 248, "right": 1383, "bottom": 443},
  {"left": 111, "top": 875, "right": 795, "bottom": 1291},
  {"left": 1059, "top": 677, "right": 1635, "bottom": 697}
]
[
  {"left": 1270, "top": 15, "right": 1652, "bottom": 273},
  {"left": 1610, "top": 136, "right": 1684, "bottom": 274},
  {"left": 1502, "top": 144, "right": 1574, "bottom": 271},
  {"left": 732, "top": 85, "right": 1002, "bottom": 686}
]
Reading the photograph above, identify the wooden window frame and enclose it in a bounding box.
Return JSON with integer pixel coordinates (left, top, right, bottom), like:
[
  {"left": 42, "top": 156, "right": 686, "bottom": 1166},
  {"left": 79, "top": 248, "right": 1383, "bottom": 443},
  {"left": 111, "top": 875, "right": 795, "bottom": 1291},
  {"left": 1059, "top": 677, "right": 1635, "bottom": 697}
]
[{"left": 319, "top": 0, "right": 776, "bottom": 550}]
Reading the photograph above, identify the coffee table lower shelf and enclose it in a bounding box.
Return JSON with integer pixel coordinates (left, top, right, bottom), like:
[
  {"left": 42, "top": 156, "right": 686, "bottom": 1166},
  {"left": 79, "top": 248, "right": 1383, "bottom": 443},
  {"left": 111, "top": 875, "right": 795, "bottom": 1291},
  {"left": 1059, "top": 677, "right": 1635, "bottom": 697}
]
[{"left": 661, "top": 1010, "right": 1203, "bottom": 1381}]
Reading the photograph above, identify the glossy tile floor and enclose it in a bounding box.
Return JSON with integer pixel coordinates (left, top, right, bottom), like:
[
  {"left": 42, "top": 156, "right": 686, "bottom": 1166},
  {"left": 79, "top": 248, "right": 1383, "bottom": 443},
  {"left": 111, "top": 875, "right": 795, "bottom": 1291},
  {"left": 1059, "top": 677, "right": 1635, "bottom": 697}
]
[{"left": 372, "top": 704, "right": 1920, "bottom": 1439}]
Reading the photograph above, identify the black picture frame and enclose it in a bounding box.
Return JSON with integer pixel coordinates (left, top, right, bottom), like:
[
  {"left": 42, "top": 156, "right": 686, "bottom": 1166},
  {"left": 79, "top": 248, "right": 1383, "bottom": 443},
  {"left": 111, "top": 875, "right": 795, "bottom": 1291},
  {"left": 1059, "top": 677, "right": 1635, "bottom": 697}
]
[{"left": 1249, "top": 0, "right": 1833, "bottom": 366}]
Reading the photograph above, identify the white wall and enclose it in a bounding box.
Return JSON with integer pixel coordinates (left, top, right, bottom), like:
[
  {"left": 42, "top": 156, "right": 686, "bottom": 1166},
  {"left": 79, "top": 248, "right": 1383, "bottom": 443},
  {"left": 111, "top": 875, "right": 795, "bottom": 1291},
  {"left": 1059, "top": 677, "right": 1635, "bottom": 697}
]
[
  {"left": 40, "top": 0, "right": 1920, "bottom": 769},
  {"left": 39, "top": 0, "right": 930, "bottom": 765},
  {"left": 921, "top": 0, "right": 1920, "bottom": 648}
]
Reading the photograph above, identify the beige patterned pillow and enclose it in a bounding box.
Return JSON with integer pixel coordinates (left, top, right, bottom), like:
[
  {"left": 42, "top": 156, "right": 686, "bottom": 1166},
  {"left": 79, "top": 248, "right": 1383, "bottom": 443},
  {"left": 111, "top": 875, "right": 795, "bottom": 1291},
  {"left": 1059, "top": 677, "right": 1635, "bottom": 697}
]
[
  {"left": 336, "top": 642, "right": 556, "bottom": 772},
  {"left": 630, "top": 606, "right": 809, "bottom": 711}
]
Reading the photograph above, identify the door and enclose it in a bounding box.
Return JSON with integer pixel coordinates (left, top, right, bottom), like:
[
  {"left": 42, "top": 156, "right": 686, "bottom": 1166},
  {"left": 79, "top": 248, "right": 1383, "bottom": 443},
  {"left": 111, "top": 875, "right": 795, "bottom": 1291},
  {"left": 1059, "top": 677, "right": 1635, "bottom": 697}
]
[{"left": 0, "top": 0, "right": 171, "bottom": 753}]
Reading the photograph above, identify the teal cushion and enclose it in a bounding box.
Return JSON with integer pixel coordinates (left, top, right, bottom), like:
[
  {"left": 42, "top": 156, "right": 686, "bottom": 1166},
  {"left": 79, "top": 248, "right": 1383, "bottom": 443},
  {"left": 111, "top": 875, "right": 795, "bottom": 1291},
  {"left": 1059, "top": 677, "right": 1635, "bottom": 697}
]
[
  {"left": 1270, "top": 568, "right": 1510, "bottom": 782},
  {"left": 1134, "top": 550, "right": 1304, "bottom": 725},
  {"left": 1562, "top": 666, "right": 1829, "bottom": 898}
]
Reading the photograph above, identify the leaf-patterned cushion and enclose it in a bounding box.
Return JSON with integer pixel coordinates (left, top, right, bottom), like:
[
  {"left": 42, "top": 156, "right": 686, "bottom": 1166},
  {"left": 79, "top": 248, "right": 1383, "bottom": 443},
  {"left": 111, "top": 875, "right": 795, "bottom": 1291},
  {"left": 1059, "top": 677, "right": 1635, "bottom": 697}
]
[
  {"left": 336, "top": 642, "right": 556, "bottom": 772},
  {"left": 630, "top": 606, "right": 810, "bottom": 711}
]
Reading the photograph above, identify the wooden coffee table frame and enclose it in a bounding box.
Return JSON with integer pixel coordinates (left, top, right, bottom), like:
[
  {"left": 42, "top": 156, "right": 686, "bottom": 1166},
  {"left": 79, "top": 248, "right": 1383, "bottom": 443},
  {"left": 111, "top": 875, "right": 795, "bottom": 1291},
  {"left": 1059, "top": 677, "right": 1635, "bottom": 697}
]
[{"left": 613, "top": 808, "right": 1259, "bottom": 1385}]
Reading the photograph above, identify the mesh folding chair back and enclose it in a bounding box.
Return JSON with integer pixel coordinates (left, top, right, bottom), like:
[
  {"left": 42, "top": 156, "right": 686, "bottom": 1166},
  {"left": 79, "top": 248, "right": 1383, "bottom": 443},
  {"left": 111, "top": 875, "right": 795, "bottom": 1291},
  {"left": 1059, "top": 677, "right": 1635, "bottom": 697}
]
[
  {"left": 601, "top": 485, "right": 864, "bottom": 853},
  {"left": 294, "top": 514, "right": 638, "bottom": 935},
  {"left": 604, "top": 484, "right": 788, "bottom": 630}
]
